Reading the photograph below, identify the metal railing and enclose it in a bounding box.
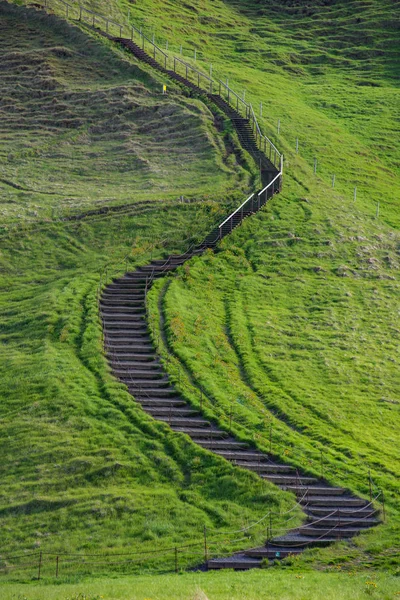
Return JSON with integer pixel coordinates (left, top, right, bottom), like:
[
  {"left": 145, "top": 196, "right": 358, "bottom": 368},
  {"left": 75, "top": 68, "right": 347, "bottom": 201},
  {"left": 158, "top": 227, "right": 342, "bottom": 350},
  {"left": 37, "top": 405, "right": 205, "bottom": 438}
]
[{"left": 218, "top": 164, "right": 283, "bottom": 238}]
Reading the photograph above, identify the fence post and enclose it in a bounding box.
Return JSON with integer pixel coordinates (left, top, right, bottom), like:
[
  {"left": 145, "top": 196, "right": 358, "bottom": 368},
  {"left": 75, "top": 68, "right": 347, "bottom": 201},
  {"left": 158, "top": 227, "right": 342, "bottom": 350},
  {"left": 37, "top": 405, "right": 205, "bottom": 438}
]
[
  {"left": 314, "top": 157, "right": 317, "bottom": 174},
  {"left": 368, "top": 470, "right": 372, "bottom": 502},
  {"left": 296, "top": 138, "right": 299, "bottom": 153},
  {"left": 353, "top": 186, "right": 357, "bottom": 202},
  {"left": 332, "top": 174, "right": 335, "bottom": 188},
  {"left": 203, "top": 526, "right": 208, "bottom": 563},
  {"left": 175, "top": 547, "right": 178, "bottom": 573},
  {"left": 56, "top": 555, "right": 59, "bottom": 578},
  {"left": 38, "top": 551, "right": 42, "bottom": 581},
  {"left": 269, "top": 513, "right": 273, "bottom": 539},
  {"left": 277, "top": 119, "right": 280, "bottom": 135},
  {"left": 376, "top": 201, "right": 380, "bottom": 218},
  {"left": 260, "top": 102, "right": 263, "bottom": 117}
]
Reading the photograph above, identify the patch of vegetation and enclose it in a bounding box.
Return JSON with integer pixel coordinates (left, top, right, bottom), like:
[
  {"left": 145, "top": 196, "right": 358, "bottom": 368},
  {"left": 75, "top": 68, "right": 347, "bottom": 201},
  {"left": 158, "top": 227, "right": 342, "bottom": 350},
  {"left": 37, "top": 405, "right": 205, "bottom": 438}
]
[
  {"left": 1, "top": 569, "right": 399, "bottom": 599},
  {"left": 0, "top": 1, "right": 292, "bottom": 575},
  {"left": 1, "top": 0, "right": 399, "bottom": 583},
  {"left": 0, "top": 2, "right": 251, "bottom": 225}
]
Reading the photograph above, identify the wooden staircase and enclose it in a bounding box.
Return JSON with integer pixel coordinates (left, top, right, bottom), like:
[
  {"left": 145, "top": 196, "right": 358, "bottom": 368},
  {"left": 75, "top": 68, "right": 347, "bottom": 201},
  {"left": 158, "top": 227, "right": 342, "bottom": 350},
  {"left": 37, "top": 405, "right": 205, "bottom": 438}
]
[
  {"left": 101, "top": 248, "right": 379, "bottom": 571},
  {"left": 98, "top": 32, "right": 380, "bottom": 570},
  {"left": 113, "top": 38, "right": 277, "bottom": 187}
]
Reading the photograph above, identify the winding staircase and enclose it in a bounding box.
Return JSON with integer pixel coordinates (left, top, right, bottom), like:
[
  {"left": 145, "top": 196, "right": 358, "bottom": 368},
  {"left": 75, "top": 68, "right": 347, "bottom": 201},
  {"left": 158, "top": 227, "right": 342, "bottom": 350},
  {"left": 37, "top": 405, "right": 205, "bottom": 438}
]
[{"left": 99, "top": 36, "right": 380, "bottom": 569}]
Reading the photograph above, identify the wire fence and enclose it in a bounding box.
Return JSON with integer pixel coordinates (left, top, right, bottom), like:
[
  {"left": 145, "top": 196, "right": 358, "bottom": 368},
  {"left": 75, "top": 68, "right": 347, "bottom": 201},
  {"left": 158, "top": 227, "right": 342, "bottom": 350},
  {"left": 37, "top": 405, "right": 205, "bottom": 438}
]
[{"left": 0, "top": 484, "right": 383, "bottom": 579}]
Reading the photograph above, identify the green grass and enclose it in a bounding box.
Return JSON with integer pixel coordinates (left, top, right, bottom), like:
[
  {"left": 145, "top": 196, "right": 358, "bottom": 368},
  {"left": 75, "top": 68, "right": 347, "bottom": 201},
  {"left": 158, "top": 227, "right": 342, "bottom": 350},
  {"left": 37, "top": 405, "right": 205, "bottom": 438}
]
[
  {"left": 150, "top": 173, "right": 400, "bottom": 571},
  {"left": 1, "top": 569, "right": 399, "bottom": 600},
  {"left": 1, "top": 0, "right": 399, "bottom": 588},
  {"left": 0, "top": 196, "right": 300, "bottom": 574},
  {"left": 49, "top": 0, "right": 399, "bottom": 226},
  {"left": 0, "top": 1, "right": 297, "bottom": 577},
  {"left": 0, "top": 2, "right": 252, "bottom": 226}
]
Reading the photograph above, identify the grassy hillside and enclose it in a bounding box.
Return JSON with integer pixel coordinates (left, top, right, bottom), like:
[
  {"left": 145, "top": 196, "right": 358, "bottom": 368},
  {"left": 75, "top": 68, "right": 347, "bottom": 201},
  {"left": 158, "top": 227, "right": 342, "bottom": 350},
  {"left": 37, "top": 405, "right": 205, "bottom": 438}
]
[
  {"left": 0, "top": 2, "right": 295, "bottom": 576},
  {"left": 0, "top": 1, "right": 252, "bottom": 226},
  {"left": 2, "top": 569, "right": 400, "bottom": 600},
  {"left": 1, "top": 0, "right": 399, "bottom": 583},
  {"left": 55, "top": 0, "right": 399, "bottom": 226}
]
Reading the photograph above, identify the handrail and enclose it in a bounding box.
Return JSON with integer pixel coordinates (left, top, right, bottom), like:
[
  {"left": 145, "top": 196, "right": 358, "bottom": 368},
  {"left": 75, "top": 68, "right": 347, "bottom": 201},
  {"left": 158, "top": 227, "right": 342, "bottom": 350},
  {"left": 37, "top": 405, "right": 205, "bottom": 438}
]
[
  {"left": 173, "top": 55, "right": 213, "bottom": 84},
  {"left": 130, "top": 23, "right": 168, "bottom": 60},
  {"left": 219, "top": 194, "right": 254, "bottom": 229},
  {"left": 257, "top": 171, "right": 282, "bottom": 198}
]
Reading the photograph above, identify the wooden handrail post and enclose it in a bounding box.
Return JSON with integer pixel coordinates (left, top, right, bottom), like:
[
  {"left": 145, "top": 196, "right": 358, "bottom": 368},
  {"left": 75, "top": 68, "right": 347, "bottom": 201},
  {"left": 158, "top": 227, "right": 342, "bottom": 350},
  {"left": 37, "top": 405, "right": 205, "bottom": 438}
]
[
  {"left": 38, "top": 551, "right": 42, "bottom": 580},
  {"left": 369, "top": 470, "right": 372, "bottom": 502},
  {"left": 204, "top": 526, "right": 208, "bottom": 563}
]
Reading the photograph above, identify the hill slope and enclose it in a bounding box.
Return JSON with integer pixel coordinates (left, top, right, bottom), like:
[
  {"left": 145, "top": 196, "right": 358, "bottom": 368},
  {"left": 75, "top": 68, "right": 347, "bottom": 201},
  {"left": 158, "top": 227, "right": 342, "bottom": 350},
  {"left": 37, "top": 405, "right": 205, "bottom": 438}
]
[
  {"left": 0, "top": 2, "right": 294, "bottom": 575},
  {"left": 0, "top": 1, "right": 251, "bottom": 225},
  {"left": 1, "top": 0, "right": 399, "bottom": 576}
]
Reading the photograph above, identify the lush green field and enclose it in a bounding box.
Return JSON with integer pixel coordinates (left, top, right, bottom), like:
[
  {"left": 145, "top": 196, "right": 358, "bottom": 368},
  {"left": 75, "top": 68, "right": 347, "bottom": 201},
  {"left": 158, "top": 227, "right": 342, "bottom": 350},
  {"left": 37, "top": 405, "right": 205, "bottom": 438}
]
[
  {"left": 0, "top": 1, "right": 251, "bottom": 226},
  {"left": 49, "top": 0, "right": 400, "bottom": 228},
  {"left": 2, "top": 569, "right": 399, "bottom": 600},
  {"left": 1, "top": 0, "right": 399, "bottom": 588},
  {"left": 0, "top": 1, "right": 293, "bottom": 576}
]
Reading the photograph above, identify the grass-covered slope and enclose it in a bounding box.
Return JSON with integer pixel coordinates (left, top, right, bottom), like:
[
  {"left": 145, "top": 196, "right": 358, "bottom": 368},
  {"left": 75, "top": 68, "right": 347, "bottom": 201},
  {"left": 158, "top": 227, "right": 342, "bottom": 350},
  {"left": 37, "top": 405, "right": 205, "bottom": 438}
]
[
  {"left": 0, "top": 2, "right": 294, "bottom": 572},
  {"left": 151, "top": 172, "right": 400, "bottom": 570},
  {"left": 1, "top": 0, "right": 399, "bottom": 578},
  {"left": 63, "top": 0, "right": 399, "bottom": 227},
  {"left": 0, "top": 2, "right": 251, "bottom": 226},
  {"left": 118, "top": 0, "right": 400, "bottom": 570}
]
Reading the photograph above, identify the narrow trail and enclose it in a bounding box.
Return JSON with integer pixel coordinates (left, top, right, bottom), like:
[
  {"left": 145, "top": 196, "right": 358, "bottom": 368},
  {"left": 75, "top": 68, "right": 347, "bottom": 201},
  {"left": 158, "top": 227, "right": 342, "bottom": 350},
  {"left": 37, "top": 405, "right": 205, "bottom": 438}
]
[{"left": 100, "top": 36, "right": 380, "bottom": 569}]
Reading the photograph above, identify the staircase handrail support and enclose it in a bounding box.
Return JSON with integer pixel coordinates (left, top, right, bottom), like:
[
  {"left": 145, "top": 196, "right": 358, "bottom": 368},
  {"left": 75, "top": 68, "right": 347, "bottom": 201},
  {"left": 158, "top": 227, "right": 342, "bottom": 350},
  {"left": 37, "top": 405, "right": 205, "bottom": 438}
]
[
  {"left": 249, "top": 103, "right": 281, "bottom": 158},
  {"left": 257, "top": 170, "right": 282, "bottom": 200},
  {"left": 219, "top": 167, "right": 282, "bottom": 234},
  {"left": 218, "top": 194, "right": 255, "bottom": 230},
  {"left": 130, "top": 23, "right": 168, "bottom": 61}
]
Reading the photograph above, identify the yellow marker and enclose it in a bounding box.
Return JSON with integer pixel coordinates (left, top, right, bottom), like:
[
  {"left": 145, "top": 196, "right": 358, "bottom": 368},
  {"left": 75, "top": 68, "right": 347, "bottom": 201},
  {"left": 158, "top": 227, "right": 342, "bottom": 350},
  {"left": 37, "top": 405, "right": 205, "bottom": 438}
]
[{"left": 162, "top": 84, "right": 167, "bottom": 94}]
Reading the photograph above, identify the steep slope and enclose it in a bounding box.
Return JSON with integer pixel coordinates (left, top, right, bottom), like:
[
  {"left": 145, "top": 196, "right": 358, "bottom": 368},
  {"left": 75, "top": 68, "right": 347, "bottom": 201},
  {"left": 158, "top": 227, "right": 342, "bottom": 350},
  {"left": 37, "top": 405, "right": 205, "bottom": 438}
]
[
  {"left": 0, "top": 1, "right": 250, "bottom": 225},
  {"left": 0, "top": 2, "right": 295, "bottom": 575}
]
